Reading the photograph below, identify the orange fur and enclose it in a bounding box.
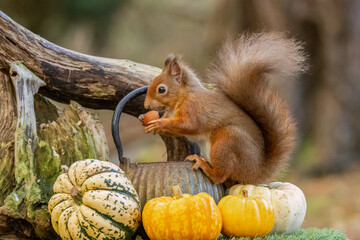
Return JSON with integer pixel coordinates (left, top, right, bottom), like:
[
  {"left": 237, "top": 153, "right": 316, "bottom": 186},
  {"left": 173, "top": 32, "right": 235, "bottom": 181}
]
[{"left": 144, "top": 32, "right": 307, "bottom": 184}]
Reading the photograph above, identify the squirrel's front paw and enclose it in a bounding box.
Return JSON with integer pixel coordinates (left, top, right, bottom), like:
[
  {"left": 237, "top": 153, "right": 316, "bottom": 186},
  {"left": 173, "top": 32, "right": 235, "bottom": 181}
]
[
  {"left": 138, "top": 114, "right": 145, "bottom": 126},
  {"left": 186, "top": 154, "right": 207, "bottom": 170},
  {"left": 145, "top": 119, "right": 163, "bottom": 134}
]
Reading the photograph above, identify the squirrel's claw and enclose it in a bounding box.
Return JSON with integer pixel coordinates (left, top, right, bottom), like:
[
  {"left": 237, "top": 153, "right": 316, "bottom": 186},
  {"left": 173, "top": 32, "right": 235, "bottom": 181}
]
[
  {"left": 186, "top": 154, "right": 207, "bottom": 171},
  {"left": 138, "top": 114, "right": 145, "bottom": 126},
  {"left": 145, "top": 119, "right": 162, "bottom": 134}
]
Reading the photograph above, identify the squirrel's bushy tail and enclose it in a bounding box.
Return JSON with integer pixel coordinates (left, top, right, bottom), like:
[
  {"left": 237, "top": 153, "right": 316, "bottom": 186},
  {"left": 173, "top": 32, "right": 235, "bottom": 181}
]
[{"left": 208, "top": 32, "right": 307, "bottom": 180}]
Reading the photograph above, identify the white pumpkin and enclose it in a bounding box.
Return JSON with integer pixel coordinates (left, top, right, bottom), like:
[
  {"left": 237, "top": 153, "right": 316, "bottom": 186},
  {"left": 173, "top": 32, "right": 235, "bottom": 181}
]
[
  {"left": 48, "top": 159, "right": 141, "bottom": 240},
  {"left": 228, "top": 182, "right": 306, "bottom": 234}
]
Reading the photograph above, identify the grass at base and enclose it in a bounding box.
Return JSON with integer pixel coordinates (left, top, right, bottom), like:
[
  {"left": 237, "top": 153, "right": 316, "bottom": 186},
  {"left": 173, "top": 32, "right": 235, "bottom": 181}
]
[{"left": 217, "top": 228, "right": 347, "bottom": 240}]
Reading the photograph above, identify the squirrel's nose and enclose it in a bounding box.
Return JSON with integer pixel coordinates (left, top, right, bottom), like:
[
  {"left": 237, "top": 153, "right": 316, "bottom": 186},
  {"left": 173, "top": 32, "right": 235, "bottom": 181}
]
[{"left": 144, "top": 97, "right": 151, "bottom": 109}]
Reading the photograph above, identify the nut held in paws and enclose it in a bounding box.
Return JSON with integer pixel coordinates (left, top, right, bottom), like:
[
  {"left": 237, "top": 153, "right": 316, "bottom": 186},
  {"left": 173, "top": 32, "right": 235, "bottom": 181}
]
[{"left": 143, "top": 110, "right": 160, "bottom": 125}]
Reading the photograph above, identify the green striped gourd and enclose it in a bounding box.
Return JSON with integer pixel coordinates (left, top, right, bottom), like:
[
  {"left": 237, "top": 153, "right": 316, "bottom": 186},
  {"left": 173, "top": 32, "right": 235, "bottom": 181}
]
[{"left": 48, "top": 159, "right": 141, "bottom": 239}]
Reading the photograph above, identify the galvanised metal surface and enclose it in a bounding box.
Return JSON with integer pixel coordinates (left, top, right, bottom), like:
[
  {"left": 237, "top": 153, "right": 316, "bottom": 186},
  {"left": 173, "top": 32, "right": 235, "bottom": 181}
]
[{"left": 122, "top": 159, "right": 224, "bottom": 208}]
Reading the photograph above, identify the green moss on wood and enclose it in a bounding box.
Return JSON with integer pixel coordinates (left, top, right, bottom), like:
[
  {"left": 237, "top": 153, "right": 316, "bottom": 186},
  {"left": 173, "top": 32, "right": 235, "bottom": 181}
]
[
  {"left": 0, "top": 62, "right": 109, "bottom": 240},
  {"left": 34, "top": 94, "right": 59, "bottom": 123},
  {"left": 1, "top": 63, "right": 109, "bottom": 238},
  {"left": 13, "top": 131, "right": 35, "bottom": 183},
  {"left": 3, "top": 187, "right": 25, "bottom": 217},
  {"left": 36, "top": 100, "right": 108, "bottom": 166},
  {"left": 2, "top": 96, "right": 109, "bottom": 236},
  {"left": 34, "top": 140, "right": 61, "bottom": 200}
]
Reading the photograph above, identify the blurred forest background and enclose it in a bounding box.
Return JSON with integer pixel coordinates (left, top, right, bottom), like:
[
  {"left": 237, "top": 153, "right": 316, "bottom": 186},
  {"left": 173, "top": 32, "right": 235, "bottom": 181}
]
[{"left": 1, "top": 0, "right": 359, "bottom": 239}]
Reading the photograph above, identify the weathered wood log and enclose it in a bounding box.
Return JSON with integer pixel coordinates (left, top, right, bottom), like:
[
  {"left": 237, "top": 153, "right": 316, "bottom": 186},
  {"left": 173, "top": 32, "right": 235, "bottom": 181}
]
[
  {"left": 0, "top": 10, "right": 194, "bottom": 163},
  {"left": 0, "top": 69, "right": 17, "bottom": 205},
  {"left": 0, "top": 63, "right": 109, "bottom": 239},
  {"left": 0, "top": 10, "right": 161, "bottom": 116}
]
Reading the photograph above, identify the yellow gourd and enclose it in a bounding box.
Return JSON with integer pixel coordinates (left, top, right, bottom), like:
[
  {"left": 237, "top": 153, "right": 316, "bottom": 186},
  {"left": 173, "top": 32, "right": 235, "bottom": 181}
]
[
  {"left": 142, "top": 186, "right": 222, "bottom": 240},
  {"left": 218, "top": 190, "right": 274, "bottom": 238},
  {"left": 229, "top": 182, "right": 306, "bottom": 234}
]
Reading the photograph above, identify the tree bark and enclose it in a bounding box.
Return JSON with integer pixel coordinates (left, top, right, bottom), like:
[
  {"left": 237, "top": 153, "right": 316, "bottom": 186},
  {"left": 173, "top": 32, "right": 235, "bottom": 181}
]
[
  {"left": 0, "top": 69, "right": 17, "bottom": 206},
  {"left": 0, "top": 10, "right": 194, "bottom": 163},
  {"left": 0, "top": 62, "right": 109, "bottom": 239},
  {"left": 0, "top": 10, "right": 160, "bottom": 116}
]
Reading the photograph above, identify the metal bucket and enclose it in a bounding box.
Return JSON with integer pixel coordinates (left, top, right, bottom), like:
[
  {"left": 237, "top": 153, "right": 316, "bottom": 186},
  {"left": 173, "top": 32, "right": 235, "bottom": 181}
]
[{"left": 112, "top": 86, "right": 224, "bottom": 207}]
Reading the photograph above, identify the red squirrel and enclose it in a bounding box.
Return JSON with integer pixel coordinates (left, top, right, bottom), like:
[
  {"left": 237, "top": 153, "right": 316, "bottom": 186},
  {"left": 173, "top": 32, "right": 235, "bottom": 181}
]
[{"left": 143, "top": 32, "right": 307, "bottom": 184}]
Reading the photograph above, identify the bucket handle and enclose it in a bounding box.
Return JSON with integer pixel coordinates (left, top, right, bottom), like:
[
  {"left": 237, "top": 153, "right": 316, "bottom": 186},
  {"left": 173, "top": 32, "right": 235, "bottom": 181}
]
[
  {"left": 112, "top": 86, "right": 200, "bottom": 164},
  {"left": 111, "top": 86, "right": 148, "bottom": 163}
]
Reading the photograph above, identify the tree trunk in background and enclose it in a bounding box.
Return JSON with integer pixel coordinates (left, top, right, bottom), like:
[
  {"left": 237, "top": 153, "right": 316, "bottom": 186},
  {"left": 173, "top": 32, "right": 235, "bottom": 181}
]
[{"left": 212, "top": 0, "right": 360, "bottom": 175}]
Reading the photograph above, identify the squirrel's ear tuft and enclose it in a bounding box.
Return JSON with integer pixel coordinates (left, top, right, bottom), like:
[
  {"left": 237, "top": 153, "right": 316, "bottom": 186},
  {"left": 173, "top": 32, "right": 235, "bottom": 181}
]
[
  {"left": 170, "top": 60, "right": 181, "bottom": 78},
  {"left": 164, "top": 54, "right": 176, "bottom": 68},
  {"left": 164, "top": 54, "right": 182, "bottom": 83}
]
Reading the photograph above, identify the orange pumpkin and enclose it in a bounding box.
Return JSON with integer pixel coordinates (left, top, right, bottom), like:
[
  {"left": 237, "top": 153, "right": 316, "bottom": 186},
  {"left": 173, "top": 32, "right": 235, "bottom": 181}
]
[
  {"left": 218, "top": 190, "right": 274, "bottom": 238},
  {"left": 142, "top": 186, "right": 222, "bottom": 240}
]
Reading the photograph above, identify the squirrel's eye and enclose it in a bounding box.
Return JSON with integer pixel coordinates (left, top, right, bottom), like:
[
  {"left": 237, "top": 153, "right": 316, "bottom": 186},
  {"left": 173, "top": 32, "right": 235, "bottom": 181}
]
[{"left": 158, "top": 86, "right": 167, "bottom": 94}]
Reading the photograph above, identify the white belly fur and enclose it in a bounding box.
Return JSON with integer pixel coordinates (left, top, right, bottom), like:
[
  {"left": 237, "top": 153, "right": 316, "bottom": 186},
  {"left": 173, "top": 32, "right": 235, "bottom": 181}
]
[
  {"left": 164, "top": 111, "right": 211, "bottom": 161},
  {"left": 185, "top": 134, "right": 211, "bottom": 162}
]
